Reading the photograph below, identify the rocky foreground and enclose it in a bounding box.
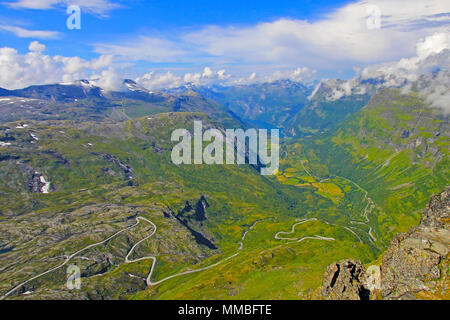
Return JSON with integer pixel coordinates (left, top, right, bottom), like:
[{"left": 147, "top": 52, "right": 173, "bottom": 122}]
[{"left": 321, "top": 188, "right": 449, "bottom": 300}]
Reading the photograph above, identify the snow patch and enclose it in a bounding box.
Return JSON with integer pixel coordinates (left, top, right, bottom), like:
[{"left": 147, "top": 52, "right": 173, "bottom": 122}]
[
  {"left": 34, "top": 171, "right": 50, "bottom": 193},
  {"left": 308, "top": 82, "right": 321, "bottom": 100}
]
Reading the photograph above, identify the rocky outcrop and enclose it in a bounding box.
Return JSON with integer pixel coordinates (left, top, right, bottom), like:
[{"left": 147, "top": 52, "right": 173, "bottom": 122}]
[
  {"left": 420, "top": 188, "right": 449, "bottom": 228},
  {"left": 93, "top": 152, "right": 136, "bottom": 185},
  {"left": 380, "top": 188, "right": 449, "bottom": 299},
  {"left": 321, "top": 188, "right": 449, "bottom": 300},
  {"left": 171, "top": 196, "right": 217, "bottom": 250},
  {"left": 194, "top": 195, "right": 209, "bottom": 221},
  {"left": 178, "top": 196, "right": 210, "bottom": 222},
  {"left": 28, "top": 171, "right": 50, "bottom": 193},
  {"left": 321, "top": 259, "right": 370, "bottom": 300}
]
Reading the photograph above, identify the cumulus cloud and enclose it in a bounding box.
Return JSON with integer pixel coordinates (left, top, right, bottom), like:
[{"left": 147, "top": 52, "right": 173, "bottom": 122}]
[
  {"left": 332, "top": 32, "right": 450, "bottom": 112},
  {"left": 0, "top": 25, "right": 61, "bottom": 39},
  {"left": 184, "top": 0, "right": 450, "bottom": 69},
  {"left": 361, "top": 32, "right": 450, "bottom": 84},
  {"left": 91, "top": 67, "right": 124, "bottom": 91},
  {"left": 135, "top": 67, "right": 233, "bottom": 90},
  {"left": 421, "top": 72, "right": 450, "bottom": 114},
  {"left": 416, "top": 32, "right": 450, "bottom": 59},
  {"left": 93, "top": 0, "right": 450, "bottom": 72},
  {"left": 184, "top": 67, "right": 230, "bottom": 84},
  {"left": 309, "top": 32, "right": 450, "bottom": 105},
  {"left": 265, "top": 67, "right": 316, "bottom": 82},
  {"left": 134, "top": 65, "right": 318, "bottom": 90},
  {"left": 0, "top": 41, "right": 114, "bottom": 89},
  {"left": 135, "top": 71, "right": 183, "bottom": 90},
  {"left": 28, "top": 40, "right": 46, "bottom": 52}
]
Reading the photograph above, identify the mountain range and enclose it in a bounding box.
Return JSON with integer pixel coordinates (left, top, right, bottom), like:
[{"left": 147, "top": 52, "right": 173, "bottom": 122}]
[{"left": 0, "top": 57, "right": 448, "bottom": 300}]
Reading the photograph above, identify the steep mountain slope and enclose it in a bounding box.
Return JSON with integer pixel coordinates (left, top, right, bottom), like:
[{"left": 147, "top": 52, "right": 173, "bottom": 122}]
[
  {"left": 280, "top": 88, "right": 448, "bottom": 249},
  {"left": 0, "top": 67, "right": 448, "bottom": 300},
  {"left": 321, "top": 187, "right": 449, "bottom": 300},
  {"left": 0, "top": 110, "right": 383, "bottom": 300},
  {"left": 0, "top": 112, "right": 330, "bottom": 299},
  {"left": 287, "top": 79, "right": 372, "bottom": 136},
  {"left": 129, "top": 89, "right": 445, "bottom": 299},
  {"left": 287, "top": 49, "right": 449, "bottom": 137},
  {"left": 194, "top": 80, "right": 313, "bottom": 129}
]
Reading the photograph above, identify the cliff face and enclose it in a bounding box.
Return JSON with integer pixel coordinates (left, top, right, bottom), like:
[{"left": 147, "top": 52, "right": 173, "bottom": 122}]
[{"left": 322, "top": 188, "right": 449, "bottom": 300}]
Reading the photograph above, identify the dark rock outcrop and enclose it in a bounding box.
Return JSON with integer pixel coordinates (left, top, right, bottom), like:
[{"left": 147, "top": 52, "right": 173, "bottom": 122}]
[
  {"left": 194, "top": 195, "right": 209, "bottom": 221},
  {"left": 178, "top": 196, "right": 209, "bottom": 222},
  {"left": 171, "top": 197, "right": 217, "bottom": 250},
  {"left": 321, "top": 259, "right": 370, "bottom": 300}
]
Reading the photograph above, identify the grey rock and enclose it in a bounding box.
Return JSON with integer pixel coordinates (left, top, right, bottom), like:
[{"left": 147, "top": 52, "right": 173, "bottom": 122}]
[
  {"left": 380, "top": 187, "right": 449, "bottom": 299},
  {"left": 321, "top": 259, "right": 370, "bottom": 300},
  {"left": 420, "top": 188, "right": 449, "bottom": 228}
]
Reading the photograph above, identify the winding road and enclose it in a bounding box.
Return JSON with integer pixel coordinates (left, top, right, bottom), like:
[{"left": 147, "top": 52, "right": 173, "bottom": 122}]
[
  {"left": 0, "top": 217, "right": 143, "bottom": 300},
  {"left": 1, "top": 217, "right": 259, "bottom": 299},
  {"left": 299, "top": 160, "right": 378, "bottom": 244},
  {"left": 125, "top": 219, "right": 259, "bottom": 286},
  {"left": 334, "top": 175, "right": 378, "bottom": 243},
  {"left": 274, "top": 218, "right": 335, "bottom": 243}
]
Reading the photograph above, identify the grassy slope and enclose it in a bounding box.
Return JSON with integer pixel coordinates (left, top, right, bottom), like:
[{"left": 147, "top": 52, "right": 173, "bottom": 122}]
[
  {"left": 1, "top": 89, "right": 448, "bottom": 299},
  {"left": 282, "top": 89, "right": 449, "bottom": 248},
  {"left": 1, "top": 112, "right": 359, "bottom": 299}
]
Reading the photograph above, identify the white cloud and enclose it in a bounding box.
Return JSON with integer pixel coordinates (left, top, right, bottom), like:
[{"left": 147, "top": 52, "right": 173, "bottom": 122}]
[
  {"left": 133, "top": 65, "right": 318, "bottom": 90},
  {"left": 57, "top": 54, "right": 113, "bottom": 74},
  {"left": 226, "top": 67, "right": 317, "bottom": 86},
  {"left": 266, "top": 67, "right": 316, "bottom": 82},
  {"left": 0, "top": 25, "right": 61, "bottom": 39},
  {"left": 91, "top": 67, "right": 124, "bottom": 91},
  {"left": 361, "top": 32, "right": 450, "bottom": 84},
  {"left": 420, "top": 71, "right": 450, "bottom": 114},
  {"left": 3, "top": 0, "right": 57, "bottom": 9},
  {"left": 0, "top": 41, "right": 114, "bottom": 89},
  {"left": 135, "top": 71, "right": 183, "bottom": 90},
  {"left": 1, "top": 0, "right": 449, "bottom": 95},
  {"left": 4, "top": 0, "right": 121, "bottom": 15},
  {"left": 92, "top": 0, "right": 450, "bottom": 72},
  {"left": 28, "top": 40, "right": 46, "bottom": 52},
  {"left": 95, "top": 36, "right": 188, "bottom": 63},
  {"left": 314, "top": 32, "right": 450, "bottom": 110},
  {"left": 416, "top": 32, "right": 450, "bottom": 59},
  {"left": 184, "top": 0, "right": 449, "bottom": 68},
  {"left": 202, "top": 66, "right": 213, "bottom": 78},
  {"left": 135, "top": 67, "right": 234, "bottom": 90},
  {"left": 185, "top": 67, "right": 231, "bottom": 84}
]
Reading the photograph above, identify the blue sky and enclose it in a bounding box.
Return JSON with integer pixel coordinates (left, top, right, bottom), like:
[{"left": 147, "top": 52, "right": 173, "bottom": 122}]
[
  {"left": 0, "top": 0, "right": 449, "bottom": 89},
  {"left": 1, "top": 1, "right": 352, "bottom": 57}
]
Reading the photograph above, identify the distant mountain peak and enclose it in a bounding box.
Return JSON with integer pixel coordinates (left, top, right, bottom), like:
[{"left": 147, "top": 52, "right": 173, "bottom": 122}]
[{"left": 122, "top": 79, "right": 153, "bottom": 94}]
